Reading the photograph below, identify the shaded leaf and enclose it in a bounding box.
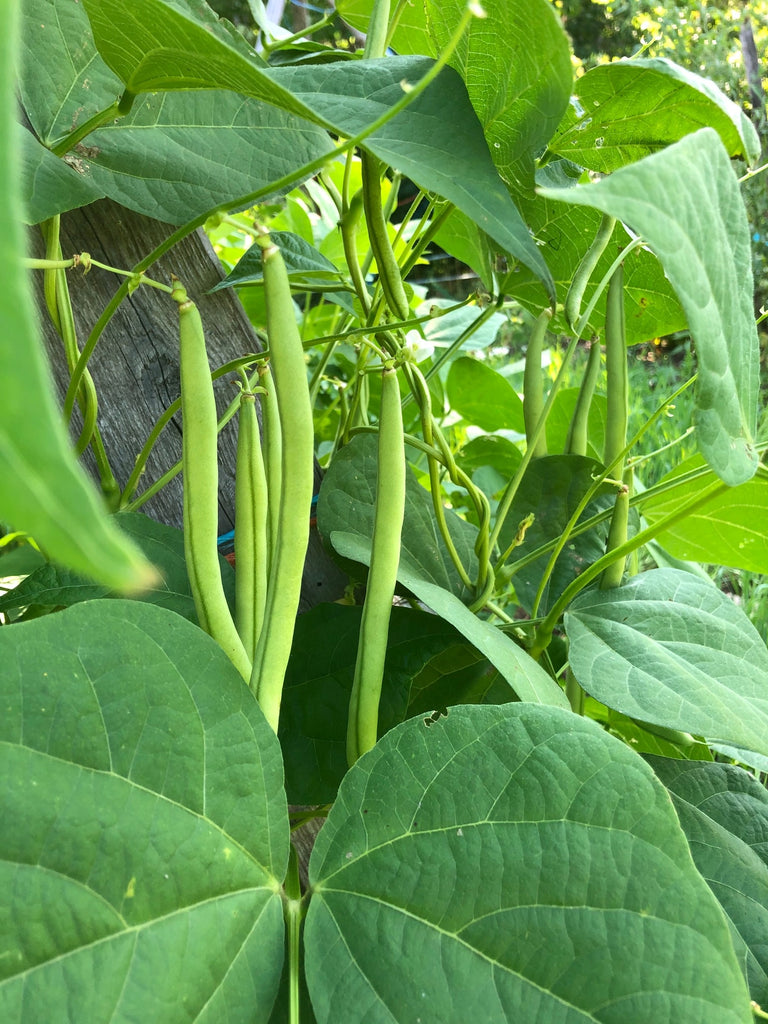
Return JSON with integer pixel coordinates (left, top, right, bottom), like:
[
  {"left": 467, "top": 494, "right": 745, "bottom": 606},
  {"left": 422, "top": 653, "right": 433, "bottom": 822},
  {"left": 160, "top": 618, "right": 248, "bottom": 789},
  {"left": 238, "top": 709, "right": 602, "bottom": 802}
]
[
  {"left": 552, "top": 57, "right": 761, "bottom": 172},
  {"left": 211, "top": 230, "right": 343, "bottom": 291},
  {"left": 499, "top": 455, "right": 618, "bottom": 615},
  {"left": 280, "top": 603, "right": 479, "bottom": 804},
  {"left": 540, "top": 130, "right": 760, "bottom": 485},
  {"left": 647, "top": 756, "right": 768, "bottom": 1006},
  {"left": 20, "top": 126, "right": 105, "bottom": 223},
  {"left": 306, "top": 703, "right": 750, "bottom": 1023},
  {"left": 566, "top": 568, "right": 768, "bottom": 756},
  {"left": 0, "top": 599, "right": 288, "bottom": 1020}
]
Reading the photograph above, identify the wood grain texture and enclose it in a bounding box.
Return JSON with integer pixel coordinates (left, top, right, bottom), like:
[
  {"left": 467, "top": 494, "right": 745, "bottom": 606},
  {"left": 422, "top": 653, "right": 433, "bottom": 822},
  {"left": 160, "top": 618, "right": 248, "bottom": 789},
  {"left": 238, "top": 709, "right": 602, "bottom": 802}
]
[{"left": 29, "top": 198, "right": 346, "bottom": 609}]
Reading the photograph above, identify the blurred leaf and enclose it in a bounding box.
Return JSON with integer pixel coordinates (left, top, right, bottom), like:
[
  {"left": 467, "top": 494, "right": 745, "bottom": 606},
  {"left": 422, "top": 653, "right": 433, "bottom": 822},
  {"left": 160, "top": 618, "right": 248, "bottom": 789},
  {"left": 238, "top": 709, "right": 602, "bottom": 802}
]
[
  {"left": 211, "top": 230, "right": 344, "bottom": 291},
  {"left": 2, "top": 7, "right": 154, "bottom": 591}
]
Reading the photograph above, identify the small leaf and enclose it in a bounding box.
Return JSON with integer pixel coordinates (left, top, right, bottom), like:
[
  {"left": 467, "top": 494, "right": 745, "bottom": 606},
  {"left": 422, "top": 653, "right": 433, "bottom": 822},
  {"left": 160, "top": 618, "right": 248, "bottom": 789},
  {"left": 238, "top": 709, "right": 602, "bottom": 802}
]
[
  {"left": 540, "top": 129, "right": 760, "bottom": 485},
  {"left": 552, "top": 57, "right": 761, "bottom": 172},
  {"left": 211, "top": 230, "right": 343, "bottom": 291},
  {"left": 306, "top": 703, "right": 751, "bottom": 1023},
  {"left": 566, "top": 568, "right": 768, "bottom": 756},
  {"left": 647, "top": 756, "right": 768, "bottom": 1006},
  {"left": 498, "top": 455, "right": 619, "bottom": 615},
  {"left": 0, "top": 599, "right": 288, "bottom": 1020}
]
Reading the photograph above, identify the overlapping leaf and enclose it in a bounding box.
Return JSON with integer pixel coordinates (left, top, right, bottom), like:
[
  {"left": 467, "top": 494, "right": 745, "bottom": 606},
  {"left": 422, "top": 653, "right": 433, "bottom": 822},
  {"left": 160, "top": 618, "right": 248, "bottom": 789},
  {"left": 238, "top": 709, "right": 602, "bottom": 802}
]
[{"left": 566, "top": 568, "right": 768, "bottom": 757}]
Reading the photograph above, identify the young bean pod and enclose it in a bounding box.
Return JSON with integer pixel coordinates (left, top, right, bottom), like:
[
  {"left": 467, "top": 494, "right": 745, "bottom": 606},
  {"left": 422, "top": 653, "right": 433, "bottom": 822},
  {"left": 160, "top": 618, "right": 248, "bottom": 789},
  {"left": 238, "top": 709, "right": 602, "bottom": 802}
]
[
  {"left": 362, "top": 153, "right": 411, "bottom": 323},
  {"left": 564, "top": 213, "right": 616, "bottom": 332},
  {"left": 565, "top": 336, "right": 601, "bottom": 456},
  {"left": 601, "top": 264, "right": 629, "bottom": 589},
  {"left": 258, "top": 362, "right": 282, "bottom": 571},
  {"left": 250, "top": 232, "right": 315, "bottom": 732},
  {"left": 523, "top": 308, "right": 552, "bottom": 458},
  {"left": 173, "top": 279, "right": 251, "bottom": 680},
  {"left": 235, "top": 386, "right": 269, "bottom": 661},
  {"left": 347, "top": 363, "right": 406, "bottom": 765}
]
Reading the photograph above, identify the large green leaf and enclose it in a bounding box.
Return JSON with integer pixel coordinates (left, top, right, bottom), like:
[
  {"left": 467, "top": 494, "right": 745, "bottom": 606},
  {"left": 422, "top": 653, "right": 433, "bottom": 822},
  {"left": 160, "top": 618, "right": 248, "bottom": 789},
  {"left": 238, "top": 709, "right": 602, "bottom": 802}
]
[
  {"left": 280, "top": 603, "right": 486, "bottom": 804},
  {"left": 0, "top": 599, "right": 288, "bottom": 1020},
  {"left": 19, "top": 0, "right": 124, "bottom": 146},
  {"left": 639, "top": 457, "right": 768, "bottom": 573},
  {"left": 338, "top": 0, "right": 573, "bottom": 198},
  {"left": 551, "top": 57, "right": 761, "bottom": 172},
  {"left": 646, "top": 756, "right": 768, "bottom": 1006},
  {"left": 305, "top": 703, "right": 751, "bottom": 1023},
  {"left": 540, "top": 129, "right": 760, "bottom": 486},
  {"left": 79, "top": 0, "right": 554, "bottom": 296},
  {"left": 566, "top": 568, "right": 768, "bottom": 757},
  {"left": 80, "top": 90, "right": 331, "bottom": 226},
  {"left": 446, "top": 356, "right": 526, "bottom": 432},
  {"left": 2, "top": 7, "right": 153, "bottom": 591}
]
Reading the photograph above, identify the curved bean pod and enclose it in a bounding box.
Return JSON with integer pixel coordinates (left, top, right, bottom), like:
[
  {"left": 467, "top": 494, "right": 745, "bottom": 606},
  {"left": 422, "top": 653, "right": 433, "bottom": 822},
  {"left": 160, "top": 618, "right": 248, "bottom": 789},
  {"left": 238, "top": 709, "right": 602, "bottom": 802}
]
[
  {"left": 564, "top": 213, "right": 616, "bottom": 332},
  {"left": 523, "top": 308, "right": 552, "bottom": 458},
  {"left": 362, "top": 153, "right": 410, "bottom": 322}
]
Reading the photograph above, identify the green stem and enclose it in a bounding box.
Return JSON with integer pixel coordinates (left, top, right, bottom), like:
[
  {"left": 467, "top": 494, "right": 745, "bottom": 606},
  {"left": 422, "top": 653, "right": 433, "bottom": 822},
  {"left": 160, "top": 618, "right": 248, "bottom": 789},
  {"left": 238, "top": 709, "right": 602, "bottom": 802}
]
[{"left": 50, "top": 99, "right": 122, "bottom": 157}]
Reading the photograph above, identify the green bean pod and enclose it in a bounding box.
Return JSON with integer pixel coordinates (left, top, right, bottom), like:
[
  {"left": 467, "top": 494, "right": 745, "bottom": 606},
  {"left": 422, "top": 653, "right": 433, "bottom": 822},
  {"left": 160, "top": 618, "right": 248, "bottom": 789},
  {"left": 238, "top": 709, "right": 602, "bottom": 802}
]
[
  {"left": 347, "top": 364, "right": 406, "bottom": 765},
  {"left": 564, "top": 213, "right": 616, "bottom": 332},
  {"left": 523, "top": 308, "right": 552, "bottom": 458},
  {"left": 362, "top": 153, "right": 410, "bottom": 322},
  {"left": 565, "top": 336, "right": 601, "bottom": 456},
  {"left": 250, "top": 233, "right": 315, "bottom": 732},
  {"left": 235, "top": 389, "right": 269, "bottom": 661},
  {"left": 601, "top": 264, "right": 629, "bottom": 589},
  {"left": 258, "top": 362, "right": 282, "bottom": 571},
  {"left": 173, "top": 279, "right": 251, "bottom": 680}
]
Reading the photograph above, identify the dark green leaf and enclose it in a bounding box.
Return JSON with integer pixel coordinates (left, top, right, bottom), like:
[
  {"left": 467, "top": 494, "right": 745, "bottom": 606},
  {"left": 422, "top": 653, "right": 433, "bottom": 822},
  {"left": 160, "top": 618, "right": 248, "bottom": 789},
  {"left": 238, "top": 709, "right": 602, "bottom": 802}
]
[
  {"left": 0, "top": 599, "right": 288, "bottom": 1019},
  {"left": 20, "top": 126, "right": 105, "bottom": 223},
  {"left": 647, "top": 757, "right": 768, "bottom": 1005},
  {"left": 306, "top": 703, "right": 751, "bottom": 1023},
  {"left": 566, "top": 568, "right": 768, "bottom": 756},
  {"left": 499, "top": 455, "right": 618, "bottom": 615},
  {"left": 280, "top": 603, "right": 473, "bottom": 804}
]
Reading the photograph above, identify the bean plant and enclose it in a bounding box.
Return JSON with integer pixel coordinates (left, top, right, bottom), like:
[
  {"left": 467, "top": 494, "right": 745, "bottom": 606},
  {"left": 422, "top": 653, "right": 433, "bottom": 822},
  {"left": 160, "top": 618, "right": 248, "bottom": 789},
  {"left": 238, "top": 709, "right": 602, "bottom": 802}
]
[{"left": 3, "top": 0, "right": 768, "bottom": 1021}]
